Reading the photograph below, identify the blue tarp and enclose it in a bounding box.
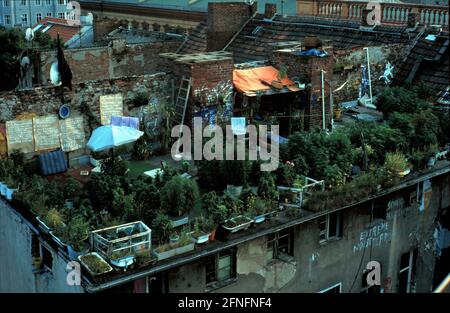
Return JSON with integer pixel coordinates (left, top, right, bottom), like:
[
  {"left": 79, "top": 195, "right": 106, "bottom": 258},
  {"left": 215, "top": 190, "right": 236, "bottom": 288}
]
[
  {"left": 39, "top": 149, "right": 67, "bottom": 176},
  {"left": 296, "top": 49, "right": 328, "bottom": 57}
]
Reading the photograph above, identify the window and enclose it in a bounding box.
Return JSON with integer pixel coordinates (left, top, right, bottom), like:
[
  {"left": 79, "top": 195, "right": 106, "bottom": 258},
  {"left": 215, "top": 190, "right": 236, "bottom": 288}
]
[
  {"left": 398, "top": 249, "right": 418, "bottom": 293},
  {"left": 266, "top": 229, "right": 294, "bottom": 263},
  {"left": 4, "top": 15, "right": 10, "bottom": 24},
  {"left": 319, "top": 282, "right": 342, "bottom": 293},
  {"left": 58, "top": 12, "right": 65, "bottom": 19},
  {"left": 46, "top": 0, "right": 51, "bottom": 5},
  {"left": 205, "top": 249, "right": 236, "bottom": 289},
  {"left": 46, "top": 12, "right": 52, "bottom": 17},
  {"left": 319, "top": 211, "right": 343, "bottom": 243},
  {"left": 36, "top": 0, "right": 41, "bottom": 5},
  {"left": 3, "top": 0, "right": 9, "bottom": 7},
  {"left": 58, "top": 0, "right": 66, "bottom": 4},
  {"left": 21, "top": 0, "right": 27, "bottom": 6},
  {"left": 40, "top": 243, "right": 53, "bottom": 272},
  {"left": 21, "top": 14, "right": 28, "bottom": 26},
  {"left": 361, "top": 269, "right": 381, "bottom": 293},
  {"left": 36, "top": 13, "right": 42, "bottom": 22}
]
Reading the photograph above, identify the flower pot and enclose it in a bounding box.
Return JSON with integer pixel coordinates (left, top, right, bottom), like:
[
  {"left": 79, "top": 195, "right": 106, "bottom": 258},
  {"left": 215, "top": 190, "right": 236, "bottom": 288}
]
[
  {"left": 334, "top": 108, "right": 342, "bottom": 120},
  {"left": 6, "top": 187, "right": 17, "bottom": 200},
  {"left": 78, "top": 252, "right": 113, "bottom": 277},
  {"left": 36, "top": 216, "right": 52, "bottom": 234},
  {"left": 209, "top": 228, "right": 217, "bottom": 241},
  {"left": 189, "top": 231, "right": 211, "bottom": 244},
  {"left": 169, "top": 234, "right": 180, "bottom": 244},
  {"left": 153, "top": 247, "right": 176, "bottom": 261}
]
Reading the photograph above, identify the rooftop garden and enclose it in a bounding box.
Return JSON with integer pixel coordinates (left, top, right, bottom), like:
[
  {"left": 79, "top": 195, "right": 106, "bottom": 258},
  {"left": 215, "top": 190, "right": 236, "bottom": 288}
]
[{"left": 0, "top": 82, "right": 448, "bottom": 279}]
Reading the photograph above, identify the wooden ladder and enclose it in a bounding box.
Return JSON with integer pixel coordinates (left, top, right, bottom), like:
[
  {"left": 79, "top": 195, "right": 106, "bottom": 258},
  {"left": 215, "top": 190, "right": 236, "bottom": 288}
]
[{"left": 172, "top": 76, "right": 191, "bottom": 156}]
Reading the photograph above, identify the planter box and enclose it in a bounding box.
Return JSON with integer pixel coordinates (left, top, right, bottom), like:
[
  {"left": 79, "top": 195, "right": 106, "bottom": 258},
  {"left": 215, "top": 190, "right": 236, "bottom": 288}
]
[
  {"left": 6, "top": 187, "right": 17, "bottom": 201},
  {"left": 253, "top": 210, "right": 277, "bottom": 224},
  {"left": 110, "top": 256, "right": 135, "bottom": 269},
  {"left": 36, "top": 216, "right": 52, "bottom": 234},
  {"left": 189, "top": 231, "right": 211, "bottom": 244},
  {"left": 78, "top": 252, "right": 113, "bottom": 276},
  {"left": 222, "top": 215, "right": 253, "bottom": 233},
  {"left": 68, "top": 244, "right": 90, "bottom": 261},
  {"left": 171, "top": 216, "right": 189, "bottom": 228},
  {"left": 0, "top": 183, "right": 7, "bottom": 197},
  {"left": 153, "top": 242, "right": 195, "bottom": 261},
  {"left": 49, "top": 231, "right": 68, "bottom": 249}
]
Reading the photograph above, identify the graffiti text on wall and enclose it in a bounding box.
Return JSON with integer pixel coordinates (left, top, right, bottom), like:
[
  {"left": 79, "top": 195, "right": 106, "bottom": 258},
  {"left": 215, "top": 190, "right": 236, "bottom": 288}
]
[{"left": 353, "top": 221, "right": 390, "bottom": 254}]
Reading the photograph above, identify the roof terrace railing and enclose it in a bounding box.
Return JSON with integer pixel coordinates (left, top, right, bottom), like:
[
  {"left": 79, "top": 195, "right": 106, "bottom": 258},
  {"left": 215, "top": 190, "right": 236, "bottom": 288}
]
[{"left": 303, "top": 0, "right": 449, "bottom": 27}]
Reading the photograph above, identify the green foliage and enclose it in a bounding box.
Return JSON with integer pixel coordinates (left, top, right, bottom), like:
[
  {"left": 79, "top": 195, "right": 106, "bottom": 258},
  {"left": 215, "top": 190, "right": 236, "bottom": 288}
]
[
  {"left": 257, "top": 173, "right": 278, "bottom": 201},
  {"left": 64, "top": 177, "right": 82, "bottom": 200},
  {"left": 112, "top": 188, "right": 135, "bottom": 221},
  {"left": 132, "top": 135, "right": 151, "bottom": 160},
  {"left": 67, "top": 214, "right": 89, "bottom": 249},
  {"left": 276, "top": 162, "right": 296, "bottom": 186},
  {"left": 151, "top": 212, "right": 173, "bottom": 243},
  {"left": 100, "top": 156, "right": 129, "bottom": 176},
  {"left": 160, "top": 175, "right": 199, "bottom": 217},
  {"left": 383, "top": 152, "right": 408, "bottom": 179},
  {"left": 223, "top": 160, "right": 249, "bottom": 186},
  {"left": 376, "top": 86, "right": 430, "bottom": 118}
]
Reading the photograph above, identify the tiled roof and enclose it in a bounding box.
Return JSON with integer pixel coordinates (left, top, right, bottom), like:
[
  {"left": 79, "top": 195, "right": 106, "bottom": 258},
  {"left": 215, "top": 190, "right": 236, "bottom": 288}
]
[
  {"left": 226, "top": 14, "right": 417, "bottom": 63},
  {"left": 394, "top": 32, "right": 449, "bottom": 94},
  {"left": 178, "top": 14, "right": 418, "bottom": 63},
  {"left": 33, "top": 17, "right": 80, "bottom": 44},
  {"left": 177, "top": 20, "right": 207, "bottom": 54}
]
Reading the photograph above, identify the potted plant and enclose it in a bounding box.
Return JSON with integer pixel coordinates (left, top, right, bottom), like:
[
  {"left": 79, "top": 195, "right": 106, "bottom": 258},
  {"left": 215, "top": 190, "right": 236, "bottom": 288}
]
[
  {"left": 384, "top": 152, "right": 409, "bottom": 181},
  {"left": 333, "top": 105, "right": 342, "bottom": 121},
  {"left": 247, "top": 196, "right": 274, "bottom": 224},
  {"left": 258, "top": 173, "right": 279, "bottom": 202},
  {"left": 160, "top": 175, "right": 199, "bottom": 227},
  {"left": 189, "top": 216, "right": 214, "bottom": 244},
  {"left": 66, "top": 215, "right": 90, "bottom": 261},
  {"left": 224, "top": 160, "right": 249, "bottom": 197},
  {"left": 201, "top": 192, "right": 225, "bottom": 240},
  {"left": 151, "top": 212, "right": 174, "bottom": 245},
  {"left": 78, "top": 252, "right": 113, "bottom": 276},
  {"left": 63, "top": 177, "right": 82, "bottom": 209},
  {"left": 37, "top": 207, "right": 61, "bottom": 234}
]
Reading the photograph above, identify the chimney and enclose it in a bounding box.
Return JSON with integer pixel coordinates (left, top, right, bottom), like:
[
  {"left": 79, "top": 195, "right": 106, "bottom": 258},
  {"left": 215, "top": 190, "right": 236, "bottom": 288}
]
[
  {"left": 206, "top": 2, "right": 257, "bottom": 51},
  {"left": 264, "top": 3, "right": 277, "bottom": 19}
]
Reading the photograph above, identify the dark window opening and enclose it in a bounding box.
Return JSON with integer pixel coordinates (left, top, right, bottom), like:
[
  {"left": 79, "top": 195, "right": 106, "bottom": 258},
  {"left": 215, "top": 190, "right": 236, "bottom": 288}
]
[
  {"left": 205, "top": 249, "right": 237, "bottom": 289},
  {"left": 398, "top": 248, "right": 418, "bottom": 293},
  {"left": 266, "top": 229, "right": 294, "bottom": 263},
  {"left": 40, "top": 244, "right": 53, "bottom": 272},
  {"left": 319, "top": 211, "right": 343, "bottom": 243}
]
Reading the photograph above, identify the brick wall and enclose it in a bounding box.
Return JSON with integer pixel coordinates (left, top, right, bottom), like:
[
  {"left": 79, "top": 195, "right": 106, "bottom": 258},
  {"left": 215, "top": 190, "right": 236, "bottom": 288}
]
[
  {"left": 93, "top": 16, "right": 124, "bottom": 42},
  {"left": 206, "top": 2, "right": 257, "bottom": 51},
  {"left": 271, "top": 47, "right": 334, "bottom": 130},
  {"left": 39, "top": 41, "right": 179, "bottom": 85}
]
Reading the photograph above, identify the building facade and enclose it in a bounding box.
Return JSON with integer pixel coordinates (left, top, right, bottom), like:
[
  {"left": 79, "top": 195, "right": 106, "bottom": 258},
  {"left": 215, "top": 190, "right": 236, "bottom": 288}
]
[
  {"left": 1, "top": 164, "right": 448, "bottom": 293},
  {"left": 0, "top": 0, "right": 70, "bottom": 28}
]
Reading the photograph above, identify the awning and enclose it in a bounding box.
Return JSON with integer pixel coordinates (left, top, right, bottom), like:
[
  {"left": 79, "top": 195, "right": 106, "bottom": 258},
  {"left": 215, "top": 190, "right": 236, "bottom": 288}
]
[{"left": 233, "top": 66, "right": 300, "bottom": 95}]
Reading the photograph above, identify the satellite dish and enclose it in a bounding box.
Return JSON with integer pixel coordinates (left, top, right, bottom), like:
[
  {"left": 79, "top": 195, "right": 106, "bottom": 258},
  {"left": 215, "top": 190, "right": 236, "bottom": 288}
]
[
  {"left": 25, "top": 28, "right": 34, "bottom": 41},
  {"left": 20, "top": 56, "right": 30, "bottom": 68},
  {"left": 50, "top": 61, "right": 61, "bottom": 86}
]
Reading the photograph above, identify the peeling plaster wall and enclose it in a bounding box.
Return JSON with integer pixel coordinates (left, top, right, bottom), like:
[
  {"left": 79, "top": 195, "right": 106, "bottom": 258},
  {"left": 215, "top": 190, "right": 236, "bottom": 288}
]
[
  {"left": 0, "top": 200, "right": 83, "bottom": 293},
  {"left": 165, "top": 175, "right": 448, "bottom": 293}
]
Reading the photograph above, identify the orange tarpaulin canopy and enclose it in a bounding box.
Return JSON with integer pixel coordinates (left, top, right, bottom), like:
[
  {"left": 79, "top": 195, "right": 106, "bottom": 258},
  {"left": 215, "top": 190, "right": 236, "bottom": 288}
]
[{"left": 233, "top": 66, "right": 295, "bottom": 94}]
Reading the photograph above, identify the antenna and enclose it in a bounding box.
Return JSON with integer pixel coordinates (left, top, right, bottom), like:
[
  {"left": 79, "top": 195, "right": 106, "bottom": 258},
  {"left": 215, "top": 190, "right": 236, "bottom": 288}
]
[{"left": 50, "top": 62, "right": 62, "bottom": 86}]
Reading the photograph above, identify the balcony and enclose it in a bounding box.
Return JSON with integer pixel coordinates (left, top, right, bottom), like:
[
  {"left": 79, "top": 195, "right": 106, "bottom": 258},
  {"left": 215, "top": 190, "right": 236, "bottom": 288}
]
[{"left": 297, "top": 0, "right": 449, "bottom": 28}]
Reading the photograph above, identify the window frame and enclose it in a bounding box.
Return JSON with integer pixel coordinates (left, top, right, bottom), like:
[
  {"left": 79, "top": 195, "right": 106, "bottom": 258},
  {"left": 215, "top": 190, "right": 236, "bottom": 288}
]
[
  {"left": 4, "top": 15, "right": 10, "bottom": 24},
  {"left": 205, "top": 249, "right": 237, "bottom": 290},
  {"left": 21, "top": 0, "right": 27, "bottom": 6},
  {"left": 39, "top": 242, "right": 53, "bottom": 274},
  {"left": 266, "top": 228, "right": 294, "bottom": 264},
  {"left": 319, "top": 282, "right": 342, "bottom": 293},
  {"left": 36, "top": 0, "right": 41, "bottom": 5},
  {"left": 36, "top": 12, "right": 42, "bottom": 23},
  {"left": 3, "top": 0, "right": 9, "bottom": 7},
  {"left": 398, "top": 249, "right": 418, "bottom": 293},
  {"left": 319, "top": 211, "right": 343, "bottom": 243},
  {"left": 21, "top": 13, "right": 28, "bottom": 26}
]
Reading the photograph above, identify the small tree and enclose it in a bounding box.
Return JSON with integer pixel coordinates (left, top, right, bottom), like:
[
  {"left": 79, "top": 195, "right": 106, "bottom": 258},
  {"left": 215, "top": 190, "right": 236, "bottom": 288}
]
[
  {"left": 258, "top": 173, "right": 279, "bottom": 202},
  {"left": 160, "top": 176, "right": 199, "bottom": 217}
]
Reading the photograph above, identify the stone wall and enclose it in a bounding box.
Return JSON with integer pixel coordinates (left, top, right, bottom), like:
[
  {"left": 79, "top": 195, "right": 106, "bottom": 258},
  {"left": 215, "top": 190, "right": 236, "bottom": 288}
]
[{"left": 39, "top": 41, "right": 180, "bottom": 86}]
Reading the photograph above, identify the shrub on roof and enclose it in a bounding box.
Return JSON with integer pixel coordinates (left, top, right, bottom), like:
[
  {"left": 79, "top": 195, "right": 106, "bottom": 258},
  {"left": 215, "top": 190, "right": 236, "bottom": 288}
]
[{"left": 160, "top": 175, "right": 199, "bottom": 218}]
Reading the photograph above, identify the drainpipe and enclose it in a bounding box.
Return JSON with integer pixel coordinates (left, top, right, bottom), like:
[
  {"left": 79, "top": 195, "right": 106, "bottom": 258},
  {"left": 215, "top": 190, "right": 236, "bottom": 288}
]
[
  {"left": 364, "top": 47, "right": 373, "bottom": 106},
  {"left": 320, "top": 69, "right": 326, "bottom": 131}
]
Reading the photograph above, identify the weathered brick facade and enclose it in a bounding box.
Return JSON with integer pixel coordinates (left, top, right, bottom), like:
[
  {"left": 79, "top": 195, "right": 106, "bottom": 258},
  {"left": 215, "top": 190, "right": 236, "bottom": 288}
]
[
  {"left": 271, "top": 45, "right": 334, "bottom": 130},
  {"left": 39, "top": 41, "right": 179, "bottom": 85},
  {"left": 206, "top": 2, "right": 257, "bottom": 51}
]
